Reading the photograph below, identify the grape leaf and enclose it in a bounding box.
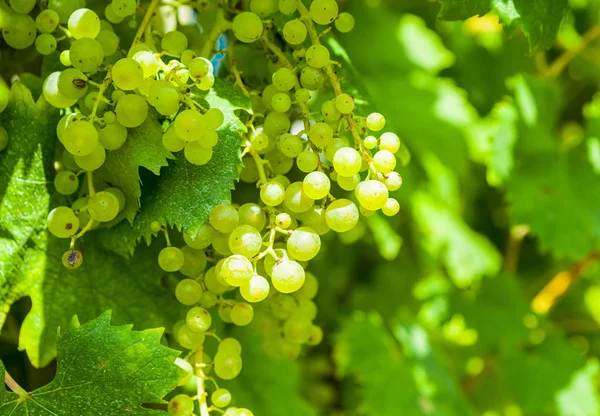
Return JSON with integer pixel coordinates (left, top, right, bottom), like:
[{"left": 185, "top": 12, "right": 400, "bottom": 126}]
[
  {"left": 97, "top": 80, "right": 250, "bottom": 257},
  {"left": 556, "top": 359, "right": 600, "bottom": 416},
  {"left": 95, "top": 111, "right": 174, "bottom": 224},
  {"left": 438, "top": 0, "right": 569, "bottom": 51},
  {"left": 0, "top": 312, "right": 182, "bottom": 415}
]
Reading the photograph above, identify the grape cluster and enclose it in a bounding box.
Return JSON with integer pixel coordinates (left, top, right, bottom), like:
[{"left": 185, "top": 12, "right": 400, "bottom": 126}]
[{"left": 2, "top": 0, "right": 404, "bottom": 414}]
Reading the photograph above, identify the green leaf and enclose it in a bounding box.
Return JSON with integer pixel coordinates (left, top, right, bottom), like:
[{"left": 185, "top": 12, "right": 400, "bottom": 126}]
[
  {"left": 412, "top": 192, "right": 502, "bottom": 288},
  {"left": 98, "top": 80, "right": 250, "bottom": 257},
  {"left": 556, "top": 359, "right": 600, "bottom": 416},
  {"left": 95, "top": 111, "right": 174, "bottom": 224},
  {"left": 438, "top": 0, "right": 569, "bottom": 51},
  {"left": 366, "top": 214, "right": 403, "bottom": 261},
  {"left": 0, "top": 312, "right": 182, "bottom": 415}
]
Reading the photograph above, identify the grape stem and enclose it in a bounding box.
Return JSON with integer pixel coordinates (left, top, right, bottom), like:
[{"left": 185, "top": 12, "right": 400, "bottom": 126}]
[
  {"left": 4, "top": 370, "right": 26, "bottom": 396},
  {"left": 70, "top": 219, "right": 97, "bottom": 248},
  {"left": 244, "top": 141, "right": 268, "bottom": 185},
  {"left": 195, "top": 348, "right": 210, "bottom": 416},
  {"left": 131, "top": 0, "right": 160, "bottom": 49},
  {"left": 86, "top": 171, "right": 96, "bottom": 196},
  {"left": 200, "top": 7, "right": 231, "bottom": 58}
]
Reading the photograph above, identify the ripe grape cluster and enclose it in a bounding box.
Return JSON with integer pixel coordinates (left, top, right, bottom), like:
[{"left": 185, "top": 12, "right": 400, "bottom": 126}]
[{"left": 1, "top": 0, "right": 403, "bottom": 414}]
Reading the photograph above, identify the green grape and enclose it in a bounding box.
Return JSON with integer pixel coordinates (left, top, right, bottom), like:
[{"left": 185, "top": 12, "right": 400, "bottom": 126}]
[
  {"left": 335, "top": 12, "right": 354, "bottom": 32},
  {"left": 133, "top": 51, "right": 158, "bottom": 77},
  {"left": 333, "top": 147, "right": 361, "bottom": 177},
  {"left": 196, "top": 72, "right": 215, "bottom": 91},
  {"left": 273, "top": 174, "right": 291, "bottom": 187},
  {"left": 62, "top": 249, "right": 83, "bottom": 269},
  {"left": 264, "top": 112, "right": 291, "bottom": 137},
  {"left": 355, "top": 180, "right": 389, "bottom": 211},
  {"left": 44, "top": 72, "right": 79, "bottom": 108},
  {"left": 128, "top": 42, "right": 152, "bottom": 58},
  {"left": 68, "top": 8, "right": 101, "bottom": 39},
  {"left": 302, "top": 172, "right": 330, "bottom": 200},
  {"left": 9, "top": 0, "right": 35, "bottom": 13},
  {"left": 283, "top": 317, "right": 312, "bottom": 344},
  {"left": 211, "top": 388, "right": 232, "bottom": 408},
  {"left": 98, "top": 122, "right": 127, "bottom": 150},
  {"left": 223, "top": 408, "right": 240, "bottom": 416},
  {"left": 382, "top": 197, "right": 400, "bottom": 216},
  {"left": 47, "top": 207, "right": 79, "bottom": 238},
  {"left": 198, "top": 130, "right": 218, "bottom": 149},
  {"left": 284, "top": 181, "right": 314, "bottom": 213},
  {"left": 184, "top": 223, "right": 215, "bottom": 249},
  {"left": 209, "top": 204, "right": 239, "bottom": 233},
  {"left": 240, "top": 274, "right": 270, "bottom": 303},
  {"left": 48, "top": 0, "right": 80, "bottom": 23},
  {"left": 337, "top": 174, "right": 360, "bottom": 191},
  {"left": 236, "top": 409, "right": 254, "bottom": 416},
  {"left": 295, "top": 88, "right": 310, "bottom": 103},
  {"left": 115, "top": 94, "right": 148, "bottom": 128},
  {"left": 306, "top": 45, "right": 330, "bottom": 69},
  {"left": 56, "top": 113, "right": 77, "bottom": 141},
  {"left": 184, "top": 141, "right": 213, "bottom": 165},
  {"left": 104, "top": 3, "right": 124, "bottom": 23},
  {"left": 204, "top": 266, "right": 231, "bottom": 295},
  {"left": 111, "top": 89, "right": 126, "bottom": 102},
  {"left": 111, "top": 0, "right": 136, "bottom": 17},
  {"left": 275, "top": 337, "right": 301, "bottom": 360},
  {"left": 379, "top": 132, "right": 400, "bottom": 153},
  {"left": 265, "top": 149, "right": 294, "bottom": 174},
  {"left": 270, "top": 294, "right": 297, "bottom": 320},
  {"left": 105, "top": 187, "right": 126, "bottom": 212},
  {"left": 309, "top": 123, "right": 333, "bottom": 148},
  {"left": 221, "top": 254, "right": 253, "bottom": 286},
  {"left": 188, "top": 57, "right": 213, "bottom": 79},
  {"left": 321, "top": 100, "right": 341, "bottom": 123},
  {"left": 0, "top": 127, "right": 8, "bottom": 151},
  {"left": 324, "top": 136, "right": 349, "bottom": 162},
  {"left": 177, "top": 324, "right": 205, "bottom": 349},
  {"left": 296, "top": 151, "right": 319, "bottom": 173},
  {"left": 271, "top": 260, "right": 305, "bottom": 293},
  {"left": 35, "top": 34, "right": 57, "bottom": 55},
  {"left": 88, "top": 191, "right": 119, "bottom": 222},
  {"left": 335, "top": 93, "right": 355, "bottom": 114},
  {"left": 180, "top": 49, "right": 197, "bottom": 66},
  {"left": 153, "top": 87, "right": 181, "bottom": 116},
  {"left": 295, "top": 298, "right": 318, "bottom": 320},
  {"left": 70, "top": 38, "right": 104, "bottom": 73},
  {"left": 162, "top": 30, "right": 188, "bottom": 55},
  {"left": 277, "top": 134, "right": 303, "bottom": 158},
  {"left": 180, "top": 246, "right": 207, "bottom": 277},
  {"left": 200, "top": 290, "right": 218, "bottom": 308},
  {"left": 175, "top": 279, "right": 203, "bottom": 306},
  {"left": 275, "top": 213, "right": 291, "bottom": 229},
  {"left": 174, "top": 109, "right": 206, "bottom": 141},
  {"left": 272, "top": 68, "right": 296, "bottom": 92},
  {"left": 264, "top": 248, "right": 289, "bottom": 277},
  {"left": 287, "top": 227, "right": 321, "bottom": 261},
  {"left": 99, "top": 20, "right": 113, "bottom": 31},
  {"left": 300, "top": 67, "right": 324, "bottom": 91},
  {"left": 232, "top": 12, "right": 263, "bottom": 43},
  {"left": 250, "top": 0, "right": 277, "bottom": 17},
  {"left": 212, "top": 231, "right": 233, "bottom": 256},
  {"left": 186, "top": 306, "right": 212, "bottom": 332},
  {"left": 283, "top": 19, "right": 307, "bottom": 45},
  {"left": 158, "top": 246, "right": 185, "bottom": 272},
  {"left": 271, "top": 92, "right": 292, "bottom": 113},
  {"left": 175, "top": 358, "right": 193, "bottom": 386},
  {"left": 231, "top": 302, "right": 254, "bottom": 326},
  {"left": 279, "top": 0, "right": 296, "bottom": 13},
  {"left": 293, "top": 48, "right": 306, "bottom": 62},
  {"left": 168, "top": 394, "right": 194, "bottom": 416},
  {"left": 366, "top": 112, "right": 386, "bottom": 132},
  {"left": 62, "top": 119, "right": 98, "bottom": 156},
  {"left": 294, "top": 272, "right": 318, "bottom": 300},
  {"left": 384, "top": 172, "right": 403, "bottom": 191},
  {"left": 214, "top": 351, "right": 242, "bottom": 380},
  {"left": 0, "top": 84, "right": 8, "bottom": 113},
  {"left": 228, "top": 225, "right": 262, "bottom": 258},
  {"left": 260, "top": 181, "right": 285, "bottom": 206},
  {"left": 325, "top": 199, "right": 358, "bottom": 232},
  {"left": 54, "top": 170, "right": 79, "bottom": 195},
  {"left": 373, "top": 149, "right": 396, "bottom": 174},
  {"left": 112, "top": 58, "right": 143, "bottom": 91},
  {"left": 307, "top": 325, "right": 323, "bottom": 345},
  {"left": 205, "top": 108, "right": 224, "bottom": 130},
  {"left": 310, "top": 0, "right": 339, "bottom": 25},
  {"left": 359, "top": 206, "right": 375, "bottom": 218},
  {"left": 71, "top": 197, "right": 91, "bottom": 229},
  {"left": 300, "top": 207, "right": 329, "bottom": 235},
  {"left": 363, "top": 135, "right": 377, "bottom": 149},
  {"left": 2, "top": 14, "right": 36, "bottom": 50},
  {"left": 218, "top": 337, "right": 242, "bottom": 355},
  {"left": 162, "top": 127, "right": 186, "bottom": 152},
  {"left": 83, "top": 91, "right": 108, "bottom": 114},
  {"left": 57, "top": 68, "right": 88, "bottom": 99},
  {"left": 238, "top": 203, "right": 267, "bottom": 231},
  {"left": 74, "top": 144, "right": 106, "bottom": 170},
  {"left": 150, "top": 221, "right": 162, "bottom": 233},
  {"left": 36, "top": 9, "right": 60, "bottom": 33}
]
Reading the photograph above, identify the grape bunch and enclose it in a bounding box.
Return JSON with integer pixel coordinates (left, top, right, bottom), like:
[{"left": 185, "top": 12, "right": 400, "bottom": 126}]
[{"left": 1, "top": 0, "right": 404, "bottom": 414}]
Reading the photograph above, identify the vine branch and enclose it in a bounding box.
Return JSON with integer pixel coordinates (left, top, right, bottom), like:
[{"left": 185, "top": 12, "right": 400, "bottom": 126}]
[
  {"left": 5, "top": 370, "right": 26, "bottom": 396},
  {"left": 545, "top": 24, "right": 600, "bottom": 78}
]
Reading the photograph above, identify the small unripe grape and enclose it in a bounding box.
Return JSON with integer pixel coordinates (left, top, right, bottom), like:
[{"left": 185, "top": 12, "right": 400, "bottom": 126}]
[
  {"left": 161, "top": 30, "right": 188, "bottom": 55},
  {"left": 321, "top": 99, "right": 341, "bottom": 122},
  {"left": 303, "top": 171, "right": 330, "bottom": 200},
  {"left": 231, "top": 302, "right": 254, "bottom": 326},
  {"left": 382, "top": 198, "right": 400, "bottom": 216},
  {"left": 232, "top": 12, "right": 263, "bottom": 43},
  {"left": 385, "top": 172, "right": 403, "bottom": 191},
  {"left": 185, "top": 142, "right": 213, "bottom": 165},
  {"left": 333, "top": 147, "right": 362, "bottom": 177},
  {"left": 284, "top": 182, "right": 314, "bottom": 214},
  {"left": 179, "top": 246, "right": 207, "bottom": 277},
  {"left": 219, "top": 337, "right": 242, "bottom": 355},
  {"left": 240, "top": 274, "right": 270, "bottom": 303},
  {"left": 212, "top": 388, "right": 232, "bottom": 408},
  {"left": 200, "top": 291, "right": 218, "bottom": 308},
  {"left": 279, "top": 0, "right": 297, "bottom": 14},
  {"left": 177, "top": 324, "right": 205, "bottom": 349},
  {"left": 260, "top": 181, "right": 285, "bottom": 206},
  {"left": 295, "top": 88, "right": 311, "bottom": 103},
  {"left": 186, "top": 306, "right": 212, "bottom": 332},
  {"left": 68, "top": 8, "right": 101, "bottom": 40},
  {"left": 335, "top": 93, "right": 355, "bottom": 114},
  {"left": 205, "top": 108, "right": 224, "bottom": 129},
  {"left": 62, "top": 249, "right": 83, "bottom": 269},
  {"left": 229, "top": 225, "right": 262, "bottom": 258},
  {"left": 150, "top": 221, "right": 162, "bottom": 233},
  {"left": 272, "top": 68, "right": 297, "bottom": 92},
  {"left": 294, "top": 272, "right": 319, "bottom": 300},
  {"left": 325, "top": 199, "right": 359, "bottom": 232},
  {"left": 283, "top": 19, "right": 307, "bottom": 45},
  {"left": 283, "top": 316, "right": 312, "bottom": 344},
  {"left": 363, "top": 135, "right": 378, "bottom": 149},
  {"left": 35, "top": 34, "right": 57, "bottom": 55},
  {"left": 366, "top": 112, "right": 386, "bottom": 131},
  {"left": 373, "top": 150, "right": 396, "bottom": 174},
  {"left": 214, "top": 351, "right": 242, "bottom": 380},
  {"left": 276, "top": 212, "right": 292, "bottom": 229},
  {"left": 251, "top": 132, "right": 269, "bottom": 151},
  {"left": 218, "top": 303, "right": 233, "bottom": 323},
  {"left": 221, "top": 254, "right": 253, "bottom": 286},
  {"left": 54, "top": 170, "right": 79, "bottom": 195},
  {"left": 306, "top": 45, "right": 330, "bottom": 69},
  {"left": 308, "top": 325, "right": 324, "bottom": 345},
  {"left": 158, "top": 246, "right": 185, "bottom": 272},
  {"left": 36, "top": 9, "right": 60, "bottom": 33},
  {"left": 278, "top": 134, "right": 303, "bottom": 158},
  {"left": 168, "top": 394, "right": 194, "bottom": 416},
  {"left": 209, "top": 204, "right": 239, "bottom": 233},
  {"left": 300, "top": 67, "right": 324, "bottom": 91},
  {"left": 355, "top": 180, "right": 389, "bottom": 211},
  {"left": 309, "top": 122, "right": 333, "bottom": 148},
  {"left": 338, "top": 174, "right": 360, "bottom": 191},
  {"left": 88, "top": 191, "right": 119, "bottom": 222},
  {"left": 271, "top": 260, "right": 305, "bottom": 293},
  {"left": 184, "top": 223, "right": 215, "bottom": 249},
  {"left": 297, "top": 151, "right": 319, "bottom": 173},
  {"left": 310, "top": 0, "right": 339, "bottom": 25},
  {"left": 175, "top": 279, "right": 203, "bottom": 305},
  {"left": 287, "top": 227, "right": 321, "bottom": 261},
  {"left": 379, "top": 132, "right": 400, "bottom": 153},
  {"left": 270, "top": 294, "right": 297, "bottom": 320},
  {"left": 335, "top": 12, "right": 355, "bottom": 33},
  {"left": 271, "top": 92, "right": 292, "bottom": 113},
  {"left": 238, "top": 203, "right": 267, "bottom": 231}
]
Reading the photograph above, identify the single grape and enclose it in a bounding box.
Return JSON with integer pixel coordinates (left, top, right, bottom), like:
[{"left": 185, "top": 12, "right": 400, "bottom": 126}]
[
  {"left": 184, "top": 141, "right": 213, "bottom": 165},
  {"left": 62, "top": 249, "right": 83, "bottom": 269},
  {"left": 384, "top": 172, "right": 403, "bottom": 191},
  {"left": 68, "top": 8, "right": 101, "bottom": 39},
  {"left": 264, "top": 112, "right": 291, "bottom": 137},
  {"left": 283, "top": 317, "right": 312, "bottom": 344},
  {"left": 177, "top": 324, "right": 205, "bottom": 349},
  {"left": 200, "top": 290, "right": 218, "bottom": 308},
  {"left": 321, "top": 99, "right": 341, "bottom": 122},
  {"left": 58, "top": 68, "right": 88, "bottom": 99},
  {"left": 333, "top": 147, "right": 362, "bottom": 177},
  {"left": 283, "top": 19, "right": 307, "bottom": 45},
  {"left": 112, "top": 58, "right": 144, "bottom": 91},
  {"left": 335, "top": 12, "right": 355, "bottom": 32},
  {"left": 278, "top": 134, "right": 303, "bottom": 157},
  {"left": 214, "top": 351, "right": 242, "bottom": 380},
  {"left": 212, "top": 232, "right": 233, "bottom": 256},
  {"left": 9, "top": 0, "right": 35, "bottom": 14},
  {"left": 179, "top": 246, "right": 207, "bottom": 277},
  {"left": 154, "top": 87, "right": 181, "bottom": 116},
  {"left": 36, "top": 9, "right": 60, "bottom": 33},
  {"left": 209, "top": 204, "right": 239, "bottom": 233},
  {"left": 150, "top": 221, "right": 162, "bottom": 233},
  {"left": 310, "top": 0, "right": 339, "bottom": 25},
  {"left": 74, "top": 144, "right": 106, "bottom": 171},
  {"left": 232, "top": 12, "right": 263, "bottom": 43},
  {"left": 162, "top": 127, "right": 186, "bottom": 152},
  {"left": 174, "top": 109, "right": 206, "bottom": 141},
  {"left": 271, "top": 92, "right": 292, "bottom": 113},
  {"left": 302, "top": 172, "right": 330, "bottom": 200},
  {"left": 184, "top": 223, "right": 215, "bottom": 249},
  {"left": 355, "top": 179, "right": 389, "bottom": 211},
  {"left": 70, "top": 38, "right": 104, "bottom": 72},
  {"left": 48, "top": 0, "right": 81, "bottom": 23},
  {"left": 111, "top": 0, "right": 136, "bottom": 17},
  {"left": 104, "top": 3, "right": 124, "bottom": 23},
  {"left": 204, "top": 108, "right": 224, "bottom": 130},
  {"left": 221, "top": 254, "right": 253, "bottom": 286},
  {"left": 44, "top": 72, "right": 78, "bottom": 109},
  {"left": 211, "top": 388, "right": 232, "bottom": 408},
  {"left": 284, "top": 181, "right": 314, "bottom": 213},
  {"left": 272, "top": 68, "right": 296, "bottom": 92},
  {"left": 238, "top": 203, "right": 267, "bottom": 231},
  {"left": 366, "top": 112, "right": 386, "bottom": 132},
  {"left": 180, "top": 49, "right": 197, "bottom": 66},
  {"left": 295, "top": 88, "right": 311, "bottom": 103},
  {"left": 363, "top": 135, "right": 378, "bottom": 149},
  {"left": 270, "top": 294, "right": 297, "bottom": 319},
  {"left": 62, "top": 119, "right": 98, "bottom": 156},
  {"left": 309, "top": 123, "right": 333, "bottom": 148},
  {"left": 231, "top": 302, "right": 254, "bottom": 326},
  {"left": 379, "top": 132, "right": 400, "bottom": 153},
  {"left": 54, "top": 170, "right": 79, "bottom": 195},
  {"left": 198, "top": 130, "right": 218, "bottom": 149},
  {"left": 337, "top": 174, "right": 360, "bottom": 191},
  {"left": 296, "top": 151, "right": 319, "bottom": 173},
  {"left": 335, "top": 93, "right": 355, "bottom": 114},
  {"left": 196, "top": 73, "right": 215, "bottom": 91},
  {"left": 294, "top": 272, "right": 318, "bottom": 300},
  {"left": 325, "top": 199, "right": 359, "bottom": 232},
  {"left": 186, "top": 306, "right": 212, "bottom": 332},
  {"left": 240, "top": 274, "right": 270, "bottom": 303},
  {"left": 218, "top": 337, "right": 242, "bottom": 355},
  {"left": 2, "top": 14, "right": 36, "bottom": 49},
  {"left": 204, "top": 266, "right": 232, "bottom": 295},
  {"left": 228, "top": 225, "right": 262, "bottom": 258},
  {"left": 287, "top": 227, "right": 321, "bottom": 261},
  {"left": 300, "top": 67, "right": 324, "bottom": 91},
  {"left": 265, "top": 148, "right": 293, "bottom": 174},
  {"left": 307, "top": 325, "right": 323, "bottom": 345},
  {"left": 35, "top": 34, "right": 57, "bottom": 55},
  {"left": 300, "top": 207, "right": 330, "bottom": 235},
  {"left": 276, "top": 213, "right": 292, "bottom": 229},
  {"left": 260, "top": 181, "right": 285, "bottom": 206},
  {"left": 271, "top": 260, "right": 305, "bottom": 293},
  {"left": 158, "top": 246, "right": 185, "bottom": 272},
  {"left": 373, "top": 149, "right": 396, "bottom": 174},
  {"left": 115, "top": 94, "right": 148, "bottom": 128},
  {"left": 98, "top": 123, "right": 128, "bottom": 150},
  {"left": 88, "top": 191, "right": 119, "bottom": 222},
  {"left": 250, "top": 0, "right": 277, "bottom": 17},
  {"left": 96, "top": 30, "right": 120, "bottom": 56},
  {"left": 47, "top": 207, "right": 79, "bottom": 238},
  {"left": 382, "top": 198, "right": 400, "bottom": 216},
  {"left": 188, "top": 57, "right": 213, "bottom": 79},
  {"left": 279, "top": 0, "right": 297, "bottom": 14},
  {"left": 306, "top": 45, "right": 330, "bottom": 69},
  {"left": 276, "top": 338, "right": 301, "bottom": 360},
  {"left": 162, "top": 30, "right": 188, "bottom": 55}
]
